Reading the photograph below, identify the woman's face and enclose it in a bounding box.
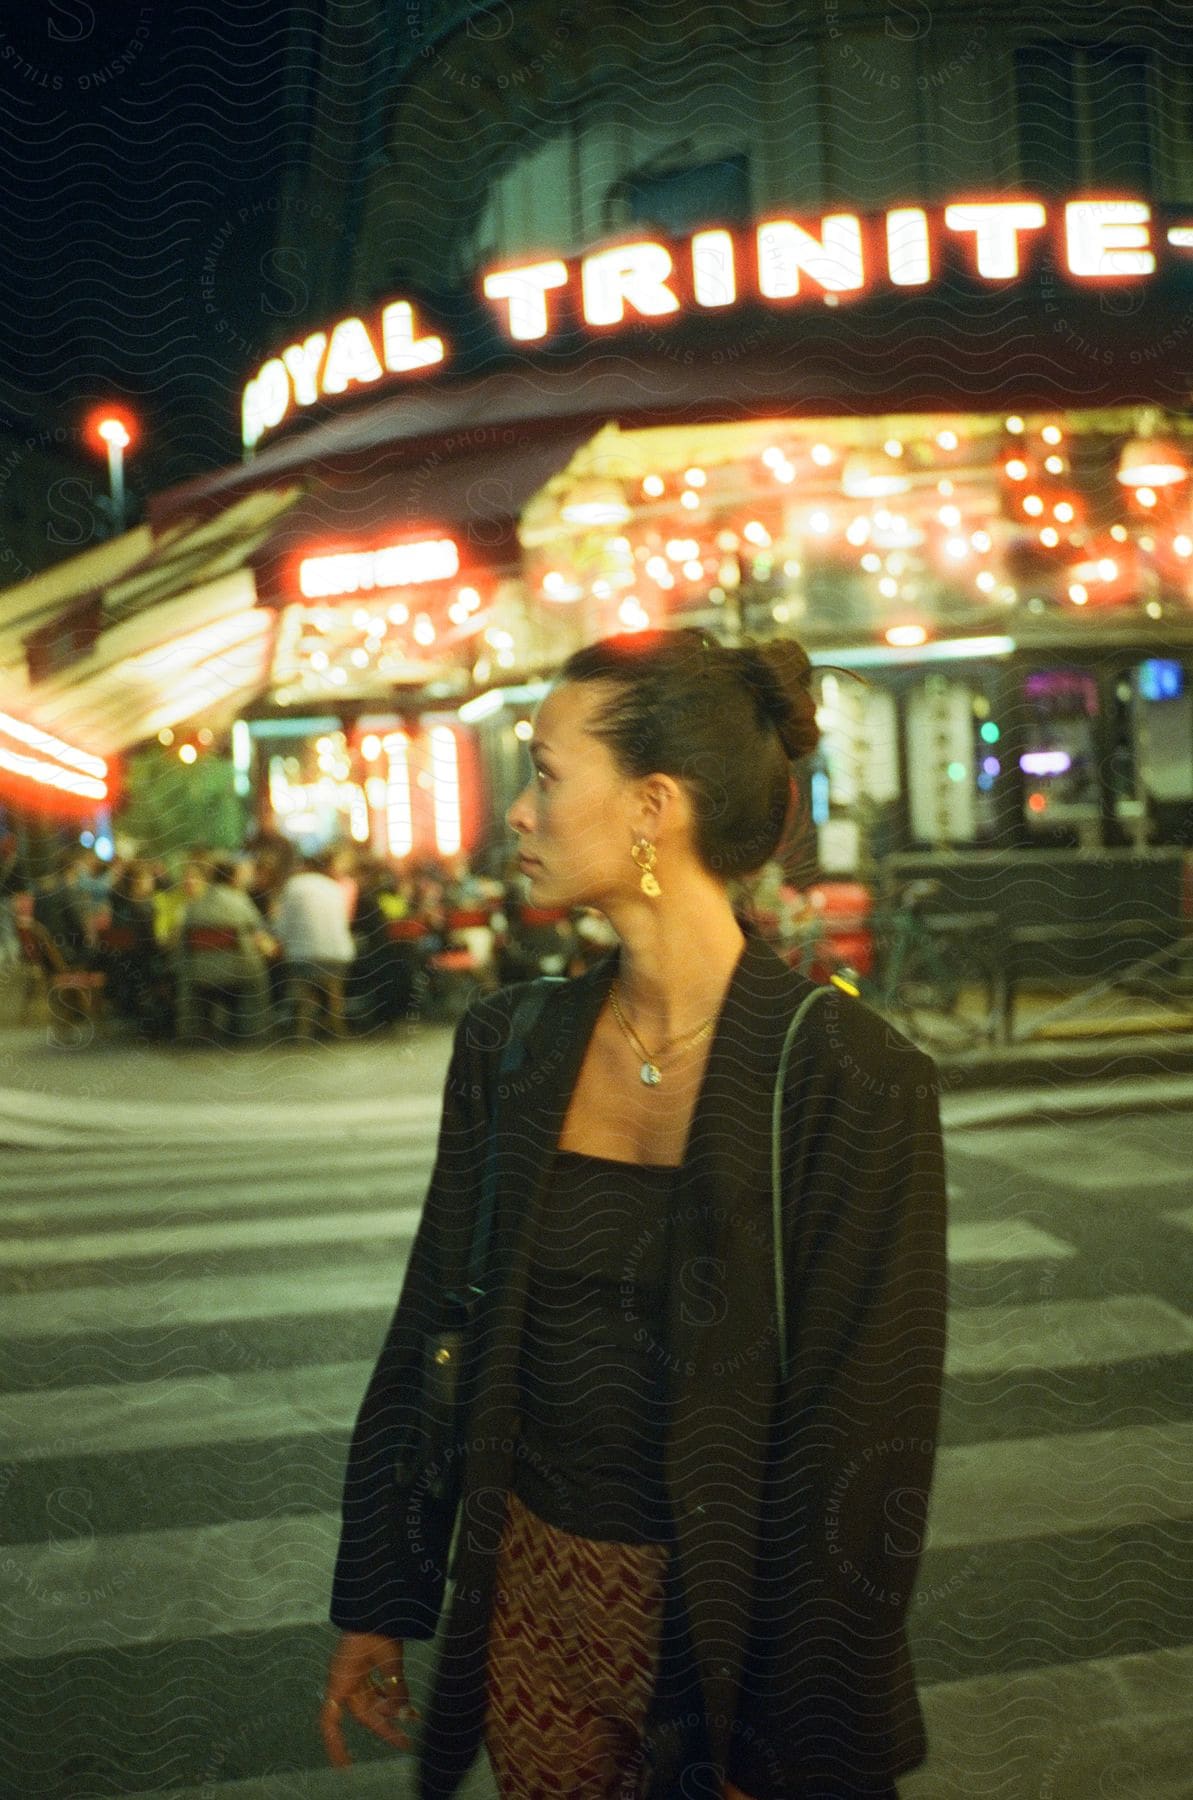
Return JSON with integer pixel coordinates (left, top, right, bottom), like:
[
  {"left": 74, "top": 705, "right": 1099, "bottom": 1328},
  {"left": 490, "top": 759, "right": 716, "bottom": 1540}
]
[{"left": 505, "top": 682, "right": 654, "bottom": 913}]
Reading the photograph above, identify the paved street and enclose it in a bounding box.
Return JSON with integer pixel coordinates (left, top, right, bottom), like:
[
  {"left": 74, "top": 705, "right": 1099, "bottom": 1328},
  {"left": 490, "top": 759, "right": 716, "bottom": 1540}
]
[{"left": 0, "top": 1037, "right": 1191, "bottom": 1800}]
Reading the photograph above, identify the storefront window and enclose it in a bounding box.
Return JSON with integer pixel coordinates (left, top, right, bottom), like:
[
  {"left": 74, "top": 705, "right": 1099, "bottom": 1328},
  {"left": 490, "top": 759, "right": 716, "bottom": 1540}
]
[
  {"left": 1020, "top": 666, "right": 1101, "bottom": 844},
  {"left": 1125, "top": 658, "right": 1193, "bottom": 845}
]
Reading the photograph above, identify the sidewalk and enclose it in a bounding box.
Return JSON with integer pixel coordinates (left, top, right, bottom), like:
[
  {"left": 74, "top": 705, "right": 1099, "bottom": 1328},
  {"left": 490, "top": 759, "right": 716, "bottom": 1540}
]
[{"left": 919, "top": 977, "right": 1193, "bottom": 1096}]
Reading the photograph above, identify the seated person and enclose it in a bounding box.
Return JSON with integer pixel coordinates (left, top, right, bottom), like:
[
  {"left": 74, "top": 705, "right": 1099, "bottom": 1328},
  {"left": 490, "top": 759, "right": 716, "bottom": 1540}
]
[
  {"left": 176, "top": 855, "right": 275, "bottom": 1043},
  {"left": 272, "top": 847, "right": 355, "bottom": 1041}
]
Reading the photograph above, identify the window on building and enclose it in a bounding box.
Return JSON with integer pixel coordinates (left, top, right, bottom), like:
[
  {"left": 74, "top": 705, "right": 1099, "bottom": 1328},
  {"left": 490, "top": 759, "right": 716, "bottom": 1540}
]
[
  {"left": 611, "top": 154, "right": 750, "bottom": 236},
  {"left": 1020, "top": 666, "right": 1101, "bottom": 845},
  {"left": 1014, "top": 43, "right": 1153, "bottom": 193},
  {"left": 1014, "top": 44, "right": 1080, "bottom": 192}
]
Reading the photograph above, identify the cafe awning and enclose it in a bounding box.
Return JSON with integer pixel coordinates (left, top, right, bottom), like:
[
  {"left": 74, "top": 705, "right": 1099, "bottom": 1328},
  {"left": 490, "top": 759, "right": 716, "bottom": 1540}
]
[{"left": 0, "top": 485, "right": 303, "bottom": 765}]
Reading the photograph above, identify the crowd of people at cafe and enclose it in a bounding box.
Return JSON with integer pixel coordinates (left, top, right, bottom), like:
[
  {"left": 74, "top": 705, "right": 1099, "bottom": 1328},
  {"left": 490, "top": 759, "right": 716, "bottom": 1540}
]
[{"left": 0, "top": 830, "right": 629, "bottom": 1045}]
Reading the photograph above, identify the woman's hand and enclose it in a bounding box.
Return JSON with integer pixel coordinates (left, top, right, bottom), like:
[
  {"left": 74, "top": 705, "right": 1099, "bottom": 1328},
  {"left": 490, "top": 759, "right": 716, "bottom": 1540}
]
[{"left": 320, "top": 1631, "right": 421, "bottom": 1768}]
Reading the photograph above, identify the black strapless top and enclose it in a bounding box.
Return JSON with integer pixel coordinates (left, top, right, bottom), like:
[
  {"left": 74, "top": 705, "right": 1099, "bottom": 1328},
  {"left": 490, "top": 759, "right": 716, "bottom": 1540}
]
[{"left": 511, "top": 1148, "right": 679, "bottom": 1544}]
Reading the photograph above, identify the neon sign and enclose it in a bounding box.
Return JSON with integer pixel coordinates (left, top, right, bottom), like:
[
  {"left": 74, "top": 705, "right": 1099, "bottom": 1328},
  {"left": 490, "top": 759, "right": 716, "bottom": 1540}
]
[
  {"left": 241, "top": 196, "right": 1191, "bottom": 449},
  {"left": 298, "top": 537, "right": 461, "bottom": 599},
  {"left": 0, "top": 709, "right": 108, "bottom": 802}
]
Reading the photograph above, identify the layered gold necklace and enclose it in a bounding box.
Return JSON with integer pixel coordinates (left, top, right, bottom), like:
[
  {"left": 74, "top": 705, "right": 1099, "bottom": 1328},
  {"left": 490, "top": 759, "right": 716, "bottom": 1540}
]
[{"left": 608, "top": 978, "right": 717, "bottom": 1086}]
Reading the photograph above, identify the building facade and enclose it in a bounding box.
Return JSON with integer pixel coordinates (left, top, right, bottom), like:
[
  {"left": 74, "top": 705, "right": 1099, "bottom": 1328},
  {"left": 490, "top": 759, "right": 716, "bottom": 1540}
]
[
  {"left": 5, "top": 0, "right": 1193, "bottom": 920},
  {"left": 255, "top": 0, "right": 1193, "bottom": 892}
]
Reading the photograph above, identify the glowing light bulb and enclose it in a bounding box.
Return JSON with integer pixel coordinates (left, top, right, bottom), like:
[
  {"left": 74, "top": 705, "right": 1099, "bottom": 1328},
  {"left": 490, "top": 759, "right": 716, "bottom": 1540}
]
[
  {"left": 938, "top": 505, "right": 962, "bottom": 528},
  {"left": 1023, "top": 494, "right": 1044, "bottom": 517},
  {"left": 884, "top": 438, "right": 903, "bottom": 457},
  {"left": 1053, "top": 501, "right": 1075, "bottom": 523},
  {"left": 1042, "top": 424, "right": 1063, "bottom": 445},
  {"left": 1137, "top": 486, "right": 1157, "bottom": 507},
  {"left": 1040, "top": 526, "right": 1060, "bottom": 547},
  {"left": 1044, "top": 455, "right": 1064, "bottom": 474},
  {"left": 810, "top": 443, "right": 833, "bottom": 466},
  {"left": 936, "top": 429, "right": 959, "bottom": 450},
  {"left": 743, "top": 521, "right": 771, "bottom": 546},
  {"left": 1068, "top": 582, "right": 1088, "bottom": 604},
  {"left": 1175, "top": 535, "right": 1193, "bottom": 557},
  {"left": 684, "top": 467, "right": 707, "bottom": 487},
  {"left": 1005, "top": 458, "right": 1028, "bottom": 481},
  {"left": 1005, "top": 415, "right": 1025, "bottom": 433},
  {"left": 681, "top": 490, "right": 700, "bottom": 509},
  {"left": 643, "top": 475, "right": 664, "bottom": 497}
]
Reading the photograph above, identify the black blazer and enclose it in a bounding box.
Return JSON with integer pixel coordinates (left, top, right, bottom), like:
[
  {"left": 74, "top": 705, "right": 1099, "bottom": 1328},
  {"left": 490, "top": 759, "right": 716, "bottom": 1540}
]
[{"left": 330, "top": 917, "right": 949, "bottom": 1798}]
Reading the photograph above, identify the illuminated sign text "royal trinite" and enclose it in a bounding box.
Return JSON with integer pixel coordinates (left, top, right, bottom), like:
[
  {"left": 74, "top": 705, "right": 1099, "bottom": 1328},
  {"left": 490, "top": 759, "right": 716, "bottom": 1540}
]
[{"left": 242, "top": 197, "right": 1193, "bottom": 449}]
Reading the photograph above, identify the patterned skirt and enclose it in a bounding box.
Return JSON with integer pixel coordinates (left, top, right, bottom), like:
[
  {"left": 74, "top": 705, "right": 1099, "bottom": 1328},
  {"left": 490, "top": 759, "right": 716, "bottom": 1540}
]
[{"left": 483, "top": 1488, "right": 671, "bottom": 1800}]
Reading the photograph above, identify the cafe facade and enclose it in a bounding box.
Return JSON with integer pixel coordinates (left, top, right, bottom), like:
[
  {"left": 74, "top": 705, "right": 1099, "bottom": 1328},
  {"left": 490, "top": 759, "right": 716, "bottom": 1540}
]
[{"left": 4, "top": 189, "right": 1193, "bottom": 928}]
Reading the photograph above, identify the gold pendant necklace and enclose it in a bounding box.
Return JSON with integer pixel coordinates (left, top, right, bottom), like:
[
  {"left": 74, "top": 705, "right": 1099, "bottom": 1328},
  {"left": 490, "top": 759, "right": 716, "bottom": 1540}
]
[{"left": 609, "top": 978, "right": 716, "bottom": 1086}]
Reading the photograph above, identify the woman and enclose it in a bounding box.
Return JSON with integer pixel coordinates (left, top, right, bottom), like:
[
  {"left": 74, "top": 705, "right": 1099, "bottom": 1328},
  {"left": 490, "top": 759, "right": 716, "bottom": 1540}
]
[{"left": 322, "top": 629, "right": 948, "bottom": 1799}]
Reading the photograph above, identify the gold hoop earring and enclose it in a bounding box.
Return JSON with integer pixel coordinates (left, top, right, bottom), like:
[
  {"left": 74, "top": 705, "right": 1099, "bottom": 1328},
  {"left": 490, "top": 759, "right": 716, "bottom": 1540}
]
[{"left": 630, "top": 837, "right": 661, "bottom": 897}]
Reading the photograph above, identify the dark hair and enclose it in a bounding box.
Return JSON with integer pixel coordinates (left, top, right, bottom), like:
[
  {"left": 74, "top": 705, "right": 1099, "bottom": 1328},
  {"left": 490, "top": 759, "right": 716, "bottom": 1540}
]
[{"left": 554, "top": 627, "right": 821, "bottom": 880}]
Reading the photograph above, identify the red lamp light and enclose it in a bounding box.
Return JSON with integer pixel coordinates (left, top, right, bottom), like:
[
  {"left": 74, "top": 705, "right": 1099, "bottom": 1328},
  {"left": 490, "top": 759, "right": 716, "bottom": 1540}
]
[
  {"left": 84, "top": 405, "right": 139, "bottom": 457},
  {"left": 84, "top": 404, "right": 139, "bottom": 535}
]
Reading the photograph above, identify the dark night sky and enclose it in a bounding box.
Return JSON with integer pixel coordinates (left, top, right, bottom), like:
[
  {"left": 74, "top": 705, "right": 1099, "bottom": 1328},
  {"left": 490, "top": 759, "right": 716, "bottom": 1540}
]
[{"left": 0, "top": 1, "right": 306, "bottom": 495}]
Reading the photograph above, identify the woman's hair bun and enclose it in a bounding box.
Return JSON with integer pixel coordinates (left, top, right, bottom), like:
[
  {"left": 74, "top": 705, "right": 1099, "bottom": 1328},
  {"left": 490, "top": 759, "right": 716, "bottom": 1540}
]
[{"left": 735, "top": 639, "right": 821, "bottom": 761}]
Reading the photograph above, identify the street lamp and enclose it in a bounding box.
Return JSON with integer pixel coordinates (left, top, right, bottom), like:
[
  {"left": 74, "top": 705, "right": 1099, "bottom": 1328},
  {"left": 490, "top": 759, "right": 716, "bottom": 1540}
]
[{"left": 85, "top": 405, "right": 138, "bottom": 535}]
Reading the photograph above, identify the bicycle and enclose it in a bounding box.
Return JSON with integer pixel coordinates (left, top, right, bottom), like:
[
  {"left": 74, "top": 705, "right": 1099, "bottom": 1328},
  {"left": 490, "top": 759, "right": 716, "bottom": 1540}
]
[{"left": 784, "top": 879, "right": 999, "bottom": 1055}]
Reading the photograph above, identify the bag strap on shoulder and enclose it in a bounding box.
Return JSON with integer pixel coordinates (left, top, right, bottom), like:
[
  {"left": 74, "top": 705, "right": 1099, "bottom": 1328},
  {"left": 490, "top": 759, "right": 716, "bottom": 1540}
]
[{"left": 772, "top": 983, "right": 836, "bottom": 1384}]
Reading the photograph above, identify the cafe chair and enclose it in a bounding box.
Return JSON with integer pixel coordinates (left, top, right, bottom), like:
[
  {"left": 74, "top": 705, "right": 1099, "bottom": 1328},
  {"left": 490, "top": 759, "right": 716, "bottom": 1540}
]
[{"left": 16, "top": 919, "right": 108, "bottom": 1046}]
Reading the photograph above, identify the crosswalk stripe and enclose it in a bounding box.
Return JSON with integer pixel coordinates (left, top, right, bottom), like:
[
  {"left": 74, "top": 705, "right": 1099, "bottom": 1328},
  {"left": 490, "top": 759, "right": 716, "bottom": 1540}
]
[
  {"left": 904, "top": 1641, "right": 1193, "bottom": 1800},
  {"left": 946, "top": 1220, "right": 1075, "bottom": 1263},
  {"left": 0, "top": 1511, "right": 344, "bottom": 1655},
  {"left": 4, "top": 1420, "right": 1193, "bottom": 1653},
  {"left": 3, "top": 1292, "right": 1187, "bottom": 1463},
  {"left": 0, "top": 1264, "right": 407, "bottom": 1336},
  {"left": 0, "top": 1211, "right": 1095, "bottom": 1335},
  {"left": 0, "top": 1207, "right": 422, "bottom": 1265},
  {"left": 0, "top": 1174, "right": 425, "bottom": 1227},
  {"left": 0, "top": 1082, "right": 445, "bottom": 1134},
  {"left": 945, "top": 1294, "right": 1193, "bottom": 1375},
  {"left": 100, "top": 1707, "right": 499, "bottom": 1800},
  {"left": 0, "top": 1138, "right": 428, "bottom": 1200},
  {"left": 0, "top": 1361, "right": 374, "bottom": 1461},
  {"left": 925, "top": 1418, "right": 1193, "bottom": 1551}
]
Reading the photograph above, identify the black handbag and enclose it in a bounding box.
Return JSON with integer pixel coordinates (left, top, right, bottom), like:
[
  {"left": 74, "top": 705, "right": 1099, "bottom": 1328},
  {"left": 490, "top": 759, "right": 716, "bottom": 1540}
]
[{"left": 397, "top": 975, "right": 567, "bottom": 1500}]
